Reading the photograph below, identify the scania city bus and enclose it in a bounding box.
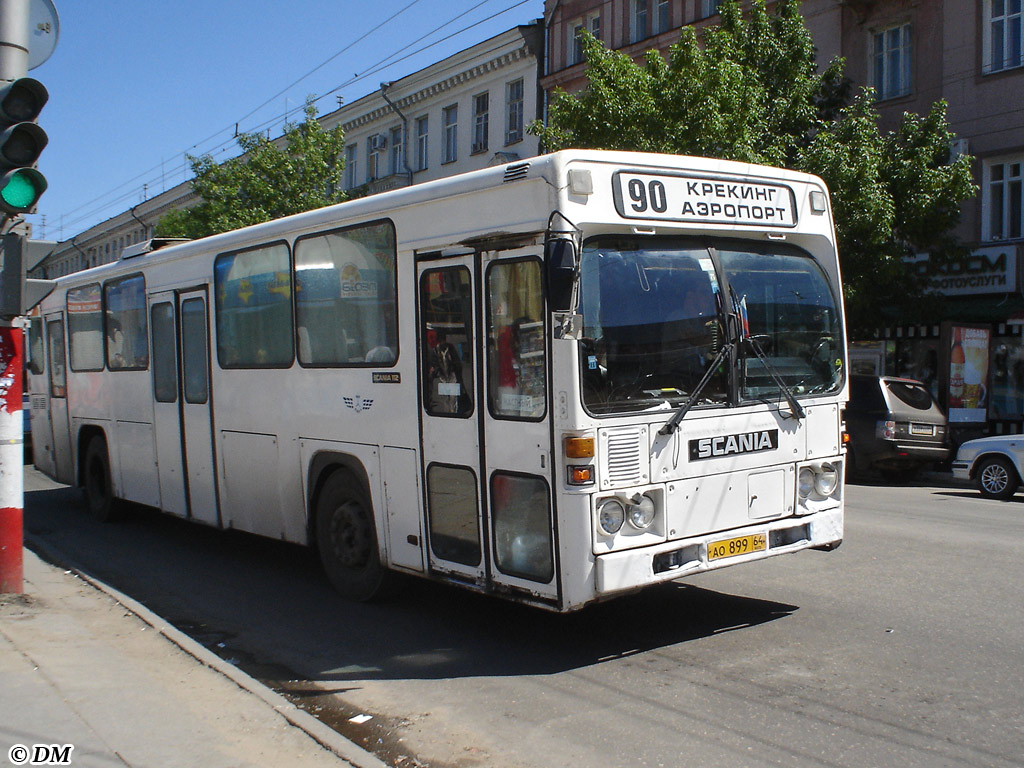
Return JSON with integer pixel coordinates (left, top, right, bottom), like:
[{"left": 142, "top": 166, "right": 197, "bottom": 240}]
[{"left": 26, "top": 150, "right": 846, "bottom": 611}]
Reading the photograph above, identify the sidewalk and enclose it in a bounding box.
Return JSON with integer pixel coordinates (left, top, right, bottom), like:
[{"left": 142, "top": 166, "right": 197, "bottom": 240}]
[{"left": 0, "top": 546, "right": 387, "bottom": 768}]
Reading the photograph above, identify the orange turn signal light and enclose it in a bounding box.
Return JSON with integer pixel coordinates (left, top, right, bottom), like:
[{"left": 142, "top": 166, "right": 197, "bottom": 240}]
[
  {"left": 565, "top": 436, "right": 595, "bottom": 459},
  {"left": 568, "top": 465, "right": 595, "bottom": 486}
]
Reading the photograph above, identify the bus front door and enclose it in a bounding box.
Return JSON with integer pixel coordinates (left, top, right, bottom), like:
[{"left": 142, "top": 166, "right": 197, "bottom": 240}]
[
  {"left": 417, "top": 254, "right": 486, "bottom": 585},
  {"left": 149, "top": 290, "right": 219, "bottom": 526},
  {"left": 418, "top": 250, "right": 557, "bottom": 601},
  {"left": 480, "top": 251, "right": 557, "bottom": 600}
]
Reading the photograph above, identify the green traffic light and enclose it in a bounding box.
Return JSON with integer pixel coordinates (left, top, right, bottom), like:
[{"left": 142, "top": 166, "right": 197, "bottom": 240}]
[{"left": 0, "top": 168, "right": 46, "bottom": 213}]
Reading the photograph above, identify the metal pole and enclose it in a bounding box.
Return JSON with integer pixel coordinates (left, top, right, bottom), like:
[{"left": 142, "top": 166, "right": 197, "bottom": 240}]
[
  {"left": 0, "top": 0, "right": 31, "bottom": 594},
  {"left": 0, "top": 0, "right": 30, "bottom": 81},
  {"left": 0, "top": 323, "right": 23, "bottom": 593}
]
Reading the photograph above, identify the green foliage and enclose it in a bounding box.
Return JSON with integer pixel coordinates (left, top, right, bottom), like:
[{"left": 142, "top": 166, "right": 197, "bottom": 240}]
[
  {"left": 156, "top": 101, "right": 347, "bottom": 240},
  {"left": 532, "top": 0, "right": 976, "bottom": 332}
]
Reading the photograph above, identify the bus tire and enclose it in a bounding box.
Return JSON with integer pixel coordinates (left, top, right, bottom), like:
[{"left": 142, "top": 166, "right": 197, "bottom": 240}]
[
  {"left": 83, "top": 435, "right": 121, "bottom": 522},
  {"left": 315, "top": 468, "right": 391, "bottom": 601}
]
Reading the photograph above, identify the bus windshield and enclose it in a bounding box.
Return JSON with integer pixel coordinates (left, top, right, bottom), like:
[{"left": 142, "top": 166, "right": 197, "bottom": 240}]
[{"left": 578, "top": 237, "right": 843, "bottom": 415}]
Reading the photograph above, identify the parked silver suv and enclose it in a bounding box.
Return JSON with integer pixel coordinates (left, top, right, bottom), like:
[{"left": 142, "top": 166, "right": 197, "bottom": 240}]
[{"left": 845, "top": 375, "right": 949, "bottom": 481}]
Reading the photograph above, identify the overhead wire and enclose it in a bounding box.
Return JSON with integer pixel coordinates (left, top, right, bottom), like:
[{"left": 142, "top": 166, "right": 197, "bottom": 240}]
[{"left": 53, "top": 0, "right": 533, "bottom": 235}]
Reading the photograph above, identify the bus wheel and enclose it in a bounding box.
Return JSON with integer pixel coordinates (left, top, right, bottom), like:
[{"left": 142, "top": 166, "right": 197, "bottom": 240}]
[
  {"left": 315, "top": 469, "right": 390, "bottom": 601},
  {"left": 84, "top": 436, "right": 120, "bottom": 522}
]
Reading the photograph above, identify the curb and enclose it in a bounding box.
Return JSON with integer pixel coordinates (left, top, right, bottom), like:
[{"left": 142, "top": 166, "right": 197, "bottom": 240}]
[{"left": 24, "top": 534, "right": 388, "bottom": 768}]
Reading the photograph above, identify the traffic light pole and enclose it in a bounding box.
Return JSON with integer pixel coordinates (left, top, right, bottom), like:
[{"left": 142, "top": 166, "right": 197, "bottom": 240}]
[
  {"left": 0, "top": 323, "right": 22, "bottom": 592},
  {"left": 0, "top": 0, "right": 30, "bottom": 594}
]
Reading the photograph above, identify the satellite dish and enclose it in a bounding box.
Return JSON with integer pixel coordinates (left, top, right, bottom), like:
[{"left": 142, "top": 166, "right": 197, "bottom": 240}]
[{"left": 27, "top": 0, "right": 59, "bottom": 70}]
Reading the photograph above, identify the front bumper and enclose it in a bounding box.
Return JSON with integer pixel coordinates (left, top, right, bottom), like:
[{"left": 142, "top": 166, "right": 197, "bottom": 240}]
[
  {"left": 594, "top": 506, "right": 843, "bottom": 595},
  {"left": 951, "top": 460, "right": 972, "bottom": 482}
]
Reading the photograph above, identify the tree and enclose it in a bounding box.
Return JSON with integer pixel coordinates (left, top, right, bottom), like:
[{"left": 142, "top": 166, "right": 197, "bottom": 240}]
[
  {"left": 156, "top": 101, "right": 347, "bottom": 240},
  {"left": 531, "top": 0, "right": 975, "bottom": 332}
]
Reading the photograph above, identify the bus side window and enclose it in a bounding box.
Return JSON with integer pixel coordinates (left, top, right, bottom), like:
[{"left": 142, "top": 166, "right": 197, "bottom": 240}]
[
  {"left": 294, "top": 220, "right": 397, "bottom": 367},
  {"left": 420, "top": 266, "right": 474, "bottom": 417},
  {"left": 67, "top": 283, "right": 104, "bottom": 371},
  {"left": 214, "top": 242, "right": 293, "bottom": 368},
  {"left": 46, "top": 320, "right": 66, "bottom": 398},
  {"left": 151, "top": 302, "right": 177, "bottom": 403},
  {"left": 486, "top": 259, "right": 546, "bottom": 420},
  {"left": 27, "top": 317, "right": 44, "bottom": 376},
  {"left": 104, "top": 274, "right": 149, "bottom": 371}
]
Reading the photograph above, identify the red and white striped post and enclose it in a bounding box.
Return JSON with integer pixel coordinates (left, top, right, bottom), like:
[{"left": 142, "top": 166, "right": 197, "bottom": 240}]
[{"left": 0, "top": 322, "right": 23, "bottom": 593}]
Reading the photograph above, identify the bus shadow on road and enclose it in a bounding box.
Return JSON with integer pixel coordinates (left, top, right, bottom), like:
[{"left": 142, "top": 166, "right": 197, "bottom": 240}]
[{"left": 25, "top": 484, "right": 798, "bottom": 682}]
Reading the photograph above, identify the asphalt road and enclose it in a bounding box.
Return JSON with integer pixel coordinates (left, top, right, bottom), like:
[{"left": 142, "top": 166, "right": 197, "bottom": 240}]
[{"left": 22, "top": 467, "right": 1024, "bottom": 768}]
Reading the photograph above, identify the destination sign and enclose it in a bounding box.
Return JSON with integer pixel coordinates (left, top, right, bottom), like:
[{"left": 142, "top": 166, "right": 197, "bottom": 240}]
[{"left": 613, "top": 171, "right": 797, "bottom": 228}]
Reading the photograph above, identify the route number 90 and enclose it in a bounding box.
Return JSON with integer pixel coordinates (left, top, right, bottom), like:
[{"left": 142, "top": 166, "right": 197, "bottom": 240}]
[{"left": 627, "top": 178, "right": 668, "bottom": 214}]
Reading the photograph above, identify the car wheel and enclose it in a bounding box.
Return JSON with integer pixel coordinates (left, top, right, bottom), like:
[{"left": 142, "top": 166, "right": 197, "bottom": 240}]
[{"left": 976, "top": 456, "right": 1019, "bottom": 501}]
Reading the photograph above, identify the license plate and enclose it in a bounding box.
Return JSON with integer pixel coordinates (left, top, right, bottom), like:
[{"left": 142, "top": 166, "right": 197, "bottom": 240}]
[
  {"left": 708, "top": 533, "right": 767, "bottom": 561},
  {"left": 910, "top": 424, "right": 934, "bottom": 436}
]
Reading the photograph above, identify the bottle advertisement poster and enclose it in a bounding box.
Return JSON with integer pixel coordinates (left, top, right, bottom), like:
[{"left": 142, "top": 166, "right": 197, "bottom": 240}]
[{"left": 948, "top": 325, "right": 991, "bottom": 423}]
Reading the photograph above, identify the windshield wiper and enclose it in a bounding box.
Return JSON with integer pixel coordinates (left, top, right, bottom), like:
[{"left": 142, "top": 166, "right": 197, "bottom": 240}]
[
  {"left": 658, "top": 343, "right": 733, "bottom": 436},
  {"left": 742, "top": 335, "right": 806, "bottom": 420},
  {"left": 729, "top": 286, "right": 805, "bottom": 421}
]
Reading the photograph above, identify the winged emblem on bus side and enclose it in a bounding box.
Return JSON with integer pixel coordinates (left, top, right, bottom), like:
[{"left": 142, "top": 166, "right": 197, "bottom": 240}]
[{"left": 343, "top": 395, "right": 374, "bottom": 413}]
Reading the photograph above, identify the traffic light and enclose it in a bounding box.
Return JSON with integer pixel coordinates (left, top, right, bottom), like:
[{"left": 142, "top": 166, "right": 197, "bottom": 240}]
[
  {"left": 0, "top": 233, "right": 55, "bottom": 319},
  {"left": 0, "top": 77, "right": 48, "bottom": 215}
]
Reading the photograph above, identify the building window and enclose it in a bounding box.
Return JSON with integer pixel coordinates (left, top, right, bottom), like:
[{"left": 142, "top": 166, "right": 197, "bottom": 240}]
[
  {"left": 390, "top": 126, "right": 404, "bottom": 175},
  {"left": 345, "top": 144, "right": 358, "bottom": 189},
  {"left": 367, "top": 134, "right": 386, "bottom": 181},
  {"left": 701, "top": 0, "right": 721, "bottom": 18},
  {"left": 472, "top": 93, "right": 489, "bottom": 154},
  {"left": 590, "top": 11, "right": 601, "bottom": 41},
  {"left": 570, "top": 21, "right": 585, "bottom": 66},
  {"left": 985, "top": 155, "right": 1023, "bottom": 242},
  {"left": 631, "top": 0, "right": 648, "bottom": 43},
  {"left": 443, "top": 104, "right": 458, "bottom": 164},
  {"left": 985, "top": 0, "right": 1024, "bottom": 73},
  {"left": 415, "top": 116, "right": 429, "bottom": 172},
  {"left": 656, "top": 0, "right": 670, "bottom": 33},
  {"left": 505, "top": 79, "right": 524, "bottom": 145},
  {"left": 872, "top": 23, "right": 912, "bottom": 100}
]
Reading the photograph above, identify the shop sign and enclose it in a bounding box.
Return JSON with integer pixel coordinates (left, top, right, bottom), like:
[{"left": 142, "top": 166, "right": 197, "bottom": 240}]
[{"left": 906, "top": 246, "right": 1017, "bottom": 296}]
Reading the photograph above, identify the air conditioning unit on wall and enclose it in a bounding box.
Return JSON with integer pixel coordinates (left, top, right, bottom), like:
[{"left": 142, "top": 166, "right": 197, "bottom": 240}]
[{"left": 369, "top": 133, "right": 388, "bottom": 151}]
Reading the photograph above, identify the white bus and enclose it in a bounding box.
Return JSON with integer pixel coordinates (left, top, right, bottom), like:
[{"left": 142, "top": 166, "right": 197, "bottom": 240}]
[{"left": 27, "top": 150, "right": 846, "bottom": 612}]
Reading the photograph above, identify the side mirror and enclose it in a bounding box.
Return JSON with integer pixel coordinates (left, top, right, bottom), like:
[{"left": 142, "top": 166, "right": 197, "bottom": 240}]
[{"left": 545, "top": 238, "right": 577, "bottom": 312}]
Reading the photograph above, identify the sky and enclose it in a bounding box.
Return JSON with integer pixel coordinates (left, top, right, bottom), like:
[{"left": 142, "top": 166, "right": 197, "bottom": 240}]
[{"left": 27, "top": 0, "right": 545, "bottom": 242}]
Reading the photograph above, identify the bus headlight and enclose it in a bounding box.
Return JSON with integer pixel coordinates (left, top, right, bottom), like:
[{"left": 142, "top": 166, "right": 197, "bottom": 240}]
[
  {"left": 815, "top": 463, "right": 839, "bottom": 496},
  {"left": 598, "top": 498, "right": 625, "bottom": 535},
  {"left": 627, "top": 494, "right": 656, "bottom": 530},
  {"left": 798, "top": 467, "right": 816, "bottom": 499}
]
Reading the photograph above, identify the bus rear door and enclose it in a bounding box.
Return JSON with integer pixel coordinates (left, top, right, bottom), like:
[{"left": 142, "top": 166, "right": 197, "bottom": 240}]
[{"left": 149, "top": 289, "right": 219, "bottom": 526}]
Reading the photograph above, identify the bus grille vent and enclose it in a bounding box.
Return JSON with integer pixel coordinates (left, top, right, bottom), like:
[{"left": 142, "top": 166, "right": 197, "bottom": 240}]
[
  {"left": 601, "top": 426, "right": 648, "bottom": 489},
  {"left": 503, "top": 162, "right": 531, "bottom": 183}
]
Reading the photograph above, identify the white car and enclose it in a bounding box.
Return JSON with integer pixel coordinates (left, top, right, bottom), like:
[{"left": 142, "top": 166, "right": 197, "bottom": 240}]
[{"left": 952, "top": 435, "right": 1024, "bottom": 500}]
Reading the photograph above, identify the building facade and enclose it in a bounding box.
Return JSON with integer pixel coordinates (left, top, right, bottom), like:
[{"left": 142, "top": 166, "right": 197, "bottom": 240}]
[
  {"left": 543, "top": 0, "right": 1024, "bottom": 438},
  {"left": 325, "top": 23, "right": 543, "bottom": 196}
]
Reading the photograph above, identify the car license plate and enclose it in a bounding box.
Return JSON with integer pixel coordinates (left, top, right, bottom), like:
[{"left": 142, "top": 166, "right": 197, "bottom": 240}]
[
  {"left": 910, "top": 423, "right": 935, "bottom": 436},
  {"left": 708, "top": 533, "right": 767, "bottom": 561}
]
